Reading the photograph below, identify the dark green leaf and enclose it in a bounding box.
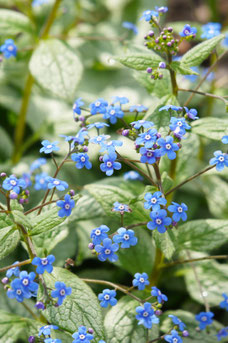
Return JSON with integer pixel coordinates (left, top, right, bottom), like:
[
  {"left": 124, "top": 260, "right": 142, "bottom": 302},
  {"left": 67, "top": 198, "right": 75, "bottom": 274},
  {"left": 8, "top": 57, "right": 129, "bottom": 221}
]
[{"left": 153, "top": 229, "right": 177, "bottom": 260}]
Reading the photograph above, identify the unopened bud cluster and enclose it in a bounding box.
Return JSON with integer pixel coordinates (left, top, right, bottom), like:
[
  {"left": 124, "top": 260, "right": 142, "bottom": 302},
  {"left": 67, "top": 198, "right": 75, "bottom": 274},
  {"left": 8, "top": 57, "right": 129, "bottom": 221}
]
[{"left": 144, "top": 27, "right": 179, "bottom": 55}]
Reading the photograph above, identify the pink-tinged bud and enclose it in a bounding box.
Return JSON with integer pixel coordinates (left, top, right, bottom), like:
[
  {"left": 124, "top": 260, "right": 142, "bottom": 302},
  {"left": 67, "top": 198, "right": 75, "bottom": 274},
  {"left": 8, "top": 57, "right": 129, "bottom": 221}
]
[
  {"left": 148, "top": 30, "right": 154, "bottom": 37},
  {"left": 156, "top": 133, "right": 161, "bottom": 139},
  {"left": 182, "top": 330, "right": 189, "bottom": 337},
  {"left": 69, "top": 189, "right": 75, "bottom": 196},
  {"left": 151, "top": 75, "right": 155, "bottom": 79},
  {"left": 177, "top": 143, "right": 182, "bottom": 148},
  {"left": 155, "top": 309, "right": 162, "bottom": 316},
  {"left": 167, "top": 42, "right": 172, "bottom": 47},
  {"left": 88, "top": 243, "right": 95, "bottom": 250},
  {"left": 88, "top": 328, "right": 94, "bottom": 334},
  {"left": 79, "top": 116, "right": 85, "bottom": 122},
  {"left": 19, "top": 198, "right": 25, "bottom": 204},
  {"left": 99, "top": 156, "right": 103, "bottom": 162},
  {"left": 0, "top": 172, "right": 6, "bottom": 178},
  {"left": 135, "top": 144, "right": 140, "bottom": 150},
  {"left": 1, "top": 277, "right": 9, "bottom": 285},
  {"left": 158, "top": 74, "right": 163, "bottom": 79},
  {"left": 155, "top": 38, "right": 159, "bottom": 44},
  {"left": 9, "top": 191, "right": 18, "bottom": 199},
  {"left": 35, "top": 301, "right": 45, "bottom": 310},
  {"left": 168, "top": 27, "right": 173, "bottom": 32},
  {"left": 144, "top": 35, "right": 148, "bottom": 40},
  {"left": 122, "top": 129, "right": 129, "bottom": 136},
  {"left": 159, "top": 62, "right": 166, "bottom": 69},
  {"left": 153, "top": 144, "right": 158, "bottom": 149},
  {"left": 83, "top": 146, "right": 88, "bottom": 152},
  {"left": 162, "top": 35, "right": 167, "bottom": 40},
  {"left": 74, "top": 116, "right": 79, "bottom": 122},
  {"left": 171, "top": 39, "right": 175, "bottom": 44},
  {"left": 54, "top": 303, "right": 59, "bottom": 307},
  {"left": 25, "top": 190, "right": 30, "bottom": 196},
  {"left": 172, "top": 221, "right": 177, "bottom": 227},
  {"left": 28, "top": 336, "right": 35, "bottom": 343},
  {"left": 147, "top": 67, "right": 152, "bottom": 73}
]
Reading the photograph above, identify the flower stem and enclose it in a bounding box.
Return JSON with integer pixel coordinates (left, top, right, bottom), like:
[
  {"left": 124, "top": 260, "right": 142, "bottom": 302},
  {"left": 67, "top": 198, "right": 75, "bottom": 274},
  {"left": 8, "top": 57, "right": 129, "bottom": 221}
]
[
  {"left": 179, "top": 88, "right": 228, "bottom": 105},
  {"left": 161, "top": 254, "right": 228, "bottom": 268},
  {"left": 0, "top": 259, "right": 31, "bottom": 273}
]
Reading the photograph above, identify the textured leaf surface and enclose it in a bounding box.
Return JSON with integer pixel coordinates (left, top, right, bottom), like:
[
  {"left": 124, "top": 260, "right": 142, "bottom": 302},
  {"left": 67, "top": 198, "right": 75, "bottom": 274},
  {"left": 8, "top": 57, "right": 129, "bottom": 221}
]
[
  {"left": 0, "top": 9, "right": 34, "bottom": 35},
  {"left": 29, "top": 39, "right": 83, "bottom": 101},
  {"left": 171, "top": 61, "right": 199, "bottom": 75},
  {"left": 191, "top": 117, "right": 228, "bottom": 140},
  {"left": 0, "top": 226, "right": 20, "bottom": 260},
  {"left": 115, "top": 53, "right": 164, "bottom": 70},
  {"left": 134, "top": 70, "right": 172, "bottom": 96},
  {"left": 153, "top": 229, "right": 177, "bottom": 260},
  {"left": 0, "top": 211, "right": 13, "bottom": 229}
]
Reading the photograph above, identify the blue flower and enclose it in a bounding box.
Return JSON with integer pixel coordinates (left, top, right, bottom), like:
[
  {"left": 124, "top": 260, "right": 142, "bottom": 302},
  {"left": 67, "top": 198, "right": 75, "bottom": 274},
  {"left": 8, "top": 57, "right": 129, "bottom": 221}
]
[
  {"left": 74, "top": 129, "right": 89, "bottom": 146},
  {"left": 159, "top": 105, "right": 182, "bottom": 112},
  {"left": 32, "top": 0, "right": 49, "bottom": 6},
  {"left": 32, "top": 255, "right": 55, "bottom": 274},
  {"left": 71, "top": 153, "right": 92, "bottom": 170},
  {"left": 123, "top": 171, "right": 143, "bottom": 181},
  {"left": 59, "top": 134, "right": 77, "bottom": 142},
  {"left": 184, "top": 107, "right": 199, "bottom": 120},
  {"left": 140, "top": 10, "right": 158, "bottom": 21},
  {"left": 164, "top": 330, "right": 182, "bottom": 343},
  {"left": 168, "top": 202, "right": 188, "bottom": 222},
  {"left": 19, "top": 271, "right": 38, "bottom": 294},
  {"left": 7, "top": 279, "right": 31, "bottom": 302},
  {"left": 180, "top": 24, "right": 197, "bottom": 37},
  {"left": 0, "top": 39, "right": 17, "bottom": 58},
  {"left": 132, "top": 272, "right": 149, "bottom": 290},
  {"left": 122, "top": 22, "right": 138, "bottom": 34},
  {"left": 103, "top": 106, "right": 124, "bottom": 124},
  {"left": 22, "top": 173, "right": 32, "bottom": 187},
  {"left": 38, "top": 325, "right": 59, "bottom": 337},
  {"left": 147, "top": 209, "right": 172, "bottom": 233},
  {"left": 113, "top": 228, "right": 137, "bottom": 248},
  {"left": 111, "top": 96, "right": 129, "bottom": 104},
  {"left": 99, "top": 140, "right": 123, "bottom": 153},
  {"left": 195, "top": 311, "right": 214, "bottom": 330},
  {"left": 98, "top": 289, "right": 117, "bottom": 307},
  {"left": 44, "top": 339, "right": 62, "bottom": 343},
  {"left": 2, "top": 175, "right": 26, "bottom": 194},
  {"left": 168, "top": 315, "right": 186, "bottom": 331},
  {"left": 91, "top": 225, "right": 110, "bottom": 245},
  {"left": 90, "top": 98, "right": 108, "bottom": 115},
  {"left": 34, "top": 172, "right": 49, "bottom": 190},
  {"left": 155, "top": 6, "right": 168, "bottom": 13},
  {"left": 220, "top": 293, "right": 228, "bottom": 311},
  {"left": 144, "top": 191, "right": 167, "bottom": 211},
  {"left": 87, "top": 122, "right": 109, "bottom": 130},
  {"left": 135, "top": 302, "right": 159, "bottom": 329},
  {"left": 100, "top": 152, "right": 121, "bottom": 176},
  {"left": 151, "top": 286, "right": 168, "bottom": 303},
  {"left": 72, "top": 326, "right": 94, "bottom": 343},
  {"left": 157, "top": 136, "right": 179, "bottom": 160},
  {"left": 89, "top": 134, "right": 110, "bottom": 145},
  {"left": 201, "top": 22, "right": 221, "bottom": 39},
  {"left": 131, "top": 120, "right": 154, "bottom": 130},
  {"left": 129, "top": 105, "right": 148, "bottom": 112},
  {"left": 140, "top": 147, "right": 161, "bottom": 164},
  {"left": 209, "top": 151, "right": 228, "bottom": 171},
  {"left": 169, "top": 117, "right": 191, "bottom": 136},
  {"left": 223, "top": 34, "right": 228, "bottom": 48},
  {"left": 112, "top": 201, "right": 131, "bottom": 213},
  {"left": 51, "top": 281, "right": 72, "bottom": 306},
  {"left": 40, "top": 140, "right": 59, "bottom": 154},
  {"left": 136, "top": 129, "right": 157, "bottom": 148},
  {"left": 30, "top": 158, "right": 46, "bottom": 172},
  {"left": 46, "top": 177, "right": 68, "bottom": 191},
  {"left": 73, "top": 98, "right": 84, "bottom": 115},
  {"left": 217, "top": 327, "right": 228, "bottom": 341},
  {"left": 6, "top": 261, "right": 20, "bottom": 278},
  {"left": 57, "top": 194, "right": 75, "bottom": 217},
  {"left": 222, "top": 136, "right": 228, "bottom": 144},
  {"left": 95, "top": 238, "right": 119, "bottom": 262}
]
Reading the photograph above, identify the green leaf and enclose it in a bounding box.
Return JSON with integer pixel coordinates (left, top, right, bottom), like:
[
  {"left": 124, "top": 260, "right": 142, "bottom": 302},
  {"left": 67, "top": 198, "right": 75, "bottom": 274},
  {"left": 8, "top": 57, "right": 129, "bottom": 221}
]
[
  {"left": 170, "top": 61, "right": 199, "bottom": 75},
  {"left": 41, "top": 267, "right": 105, "bottom": 342},
  {"left": 153, "top": 229, "right": 177, "bottom": 260},
  {"left": 133, "top": 70, "right": 172, "bottom": 97},
  {"left": 0, "top": 226, "right": 20, "bottom": 260},
  {"left": 191, "top": 117, "right": 228, "bottom": 140},
  {"left": 167, "top": 21, "right": 203, "bottom": 39},
  {"left": 29, "top": 39, "right": 83, "bottom": 101},
  {"left": 0, "top": 9, "right": 34, "bottom": 35},
  {"left": 181, "top": 34, "right": 225, "bottom": 67},
  {"left": 104, "top": 297, "right": 159, "bottom": 343},
  {"left": 11, "top": 210, "right": 32, "bottom": 230},
  {"left": 0, "top": 211, "right": 13, "bottom": 229},
  {"left": 115, "top": 52, "right": 165, "bottom": 70}
]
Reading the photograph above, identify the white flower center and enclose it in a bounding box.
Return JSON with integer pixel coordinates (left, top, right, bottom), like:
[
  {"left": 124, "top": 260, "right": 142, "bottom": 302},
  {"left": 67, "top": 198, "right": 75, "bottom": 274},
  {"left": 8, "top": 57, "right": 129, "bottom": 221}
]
[
  {"left": 219, "top": 156, "right": 224, "bottom": 162},
  {"left": 173, "top": 339, "right": 178, "bottom": 343},
  {"left": 105, "top": 249, "right": 111, "bottom": 255},
  {"left": 41, "top": 258, "right": 48, "bottom": 265},
  {"left": 139, "top": 120, "right": 144, "bottom": 124},
  {"left": 166, "top": 144, "right": 172, "bottom": 150},
  {"left": 10, "top": 180, "right": 17, "bottom": 186},
  {"left": 65, "top": 204, "right": 70, "bottom": 210},
  {"left": 146, "top": 10, "right": 151, "bottom": 14},
  {"left": 22, "top": 278, "right": 29, "bottom": 286},
  {"left": 156, "top": 219, "right": 162, "bottom": 225},
  {"left": 147, "top": 152, "right": 153, "bottom": 157},
  {"left": 95, "top": 101, "right": 101, "bottom": 107},
  {"left": 16, "top": 289, "right": 22, "bottom": 295},
  {"left": 145, "top": 134, "right": 151, "bottom": 140},
  {"left": 97, "top": 137, "right": 102, "bottom": 142},
  {"left": 95, "top": 229, "right": 101, "bottom": 235},
  {"left": 143, "top": 311, "right": 149, "bottom": 317},
  {"left": 139, "top": 277, "right": 145, "bottom": 283},
  {"left": 53, "top": 180, "right": 60, "bottom": 185},
  {"left": 79, "top": 334, "right": 85, "bottom": 340},
  {"left": 47, "top": 144, "right": 53, "bottom": 149},
  {"left": 151, "top": 198, "right": 157, "bottom": 204},
  {"left": 40, "top": 178, "right": 45, "bottom": 184},
  {"left": 8, "top": 45, "right": 14, "bottom": 51},
  {"left": 104, "top": 294, "right": 110, "bottom": 300},
  {"left": 107, "top": 162, "right": 112, "bottom": 168},
  {"left": 60, "top": 289, "right": 65, "bottom": 296},
  {"left": 119, "top": 205, "right": 125, "bottom": 210},
  {"left": 177, "top": 206, "right": 183, "bottom": 213},
  {"left": 124, "top": 234, "right": 130, "bottom": 240},
  {"left": 110, "top": 110, "right": 115, "bottom": 115},
  {"left": 177, "top": 121, "right": 183, "bottom": 127},
  {"left": 81, "top": 156, "right": 86, "bottom": 162},
  {"left": 202, "top": 316, "right": 207, "bottom": 321},
  {"left": 184, "top": 29, "right": 189, "bottom": 35}
]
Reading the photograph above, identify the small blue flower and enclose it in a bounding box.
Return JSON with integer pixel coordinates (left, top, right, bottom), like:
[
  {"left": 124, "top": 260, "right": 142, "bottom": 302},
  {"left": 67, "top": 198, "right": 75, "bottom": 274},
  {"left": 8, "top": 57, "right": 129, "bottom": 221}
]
[
  {"left": 159, "top": 105, "right": 182, "bottom": 112},
  {"left": 180, "top": 24, "right": 197, "bottom": 37},
  {"left": 157, "top": 136, "right": 179, "bottom": 160},
  {"left": 22, "top": 173, "right": 32, "bottom": 187},
  {"left": 100, "top": 152, "right": 121, "bottom": 176},
  {"left": 168, "top": 202, "right": 188, "bottom": 222},
  {"left": 95, "top": 238, "right": 119, "bottom": 262},
  {"left": 90, "top": 98, "right": 108, "bottom": 115},
  {"left": 169, "top": 117, "right": 191, "bottom": 136},
  {"left": 113, "top": 228, "right": 137, "bottom": 248},
  {"left": 30, "top": 158, "right": 46, "bottom": 172},
  {"left": 38, "top": 325, "right": 59, "bottom": 337},
  {"left": 2, "top": 175, "right": 26, "bottom": 194},
  {"left": 32, "top": 0, "right": 49, "bottom": 6},
  {"left": 59, "top": 134, "right": 77, "bottom": 142},
  {"left": 129, "top": 105, "right": 148, "bottom": 112},
  {"left": 73, "top": 98, "right": 84, "bottom": 115},
  {"left": 89, "top": 134, "right": 110, "bottom": 145},
  {"left": 209, "top": 151, "right": 228, "bottom": 171},
  {"left": 91, "top": 225, "right": 110, "bottom": 245},
  {"left": 144, "top": 191, "right": 167, "bottom": 211},
  {"left": 71, "top": 153, "right": 92, "bottom": 170},
  {"left": 87, "top": 122, "right": 109, "bottom": 130},
  {"left": 140, "top": 10, "right": 158, "bottom": 22},
  {"left": 136, "top": 129, "right": 157, "bottom": 148},
  {"left": 112, "top": 201, "right": 131, "bottom": 213},
  {"left": 151, "top": 286, "right": 168, "bottom": 303},
  {"left": 40, "top": 140, "right": 59, "bottom": 154},
  {"left": 222, "top": 136, "right": 228, "bottom": 144},
  {"left": 7, "top": 279, "right": 31, "bottom": 302},
  {"left": 132, "top": 272, "right": 149, "bottom": 290},
  {"left": 72, "top": 326, "right": 94, "bottom": 343},
  {"left": 44, "top": 339, "right": 62, "bottom": 343},
  {"left": 155, "top": 6, "right": 168, "bottom": 13},
  {"left": 34, "top": 172, "right": 49, "bottom": 191},
  {"left": 140, "top": 147, "right": 161, "bottom": 164},
  {"left": 131, "top": 120, "right": 154, "bottom": 130},
  {"left": 57, "top": 194, "right": 75, "bottom": 217},
  {"left": 98, "top": 289, "right": 117, "bottom": 307},
  {"left": 184, "top": 107, "right": 199, "bottom": 120},
  {"left": 195, "top": 311, "right": 214, "bottom": 330},
  {"left": 19, "top": 271, "right": 38, "bottom": 294},
  {"left": 51, "top": 281, "right": 72, "bottom": 306},
  {"left": 223, "top": 34, "right": 228, "bottom": 48},
  {"left": 217, "top": 327, "right": 228, "bottom": 341},
  {"left": 220, "top": 293, "right": 228, "bottom": 311},
  {"left": 147, "top": 209, "right": 172, "bottom": 233},
  {"left": 111, "top": 96, "right": 129, "bottom": 104},
  {"left": 46, "top": 177, "right": 68, "bottom": 191},
  {"left": 0, "top": 39, "right": 17, "bottom": 58},
  {"left": 6, "top": 261, "right": 20, "bottom": 278},
  {"left": 135, "top": 302, "right": 159, "bottom": 329},
  {"left": 99, "top": 140, "right": 123, "bottom": 153},
  {"left": 32, "top": 255, "right": 55, "bottom": 274},
  {"left": 168, "top": 315, "right": 186, "bottom": 331},
  {"left": 103, "top": 106, "right": 124, "bottom": 124},
  {"left": 122, "top": 22, "right": 138, "bottom": 34},
  {"left": 201, "top": 22, "right": 221, "bottom": 39},
  {"left": 164, "top": 329, "right": 182, "bottom": 343},
  {"left": 123, "top": 171, "right": 143, "bottom": 181},
  {"left": 73, "top": 129, "right": 89, "bottom": 146}
]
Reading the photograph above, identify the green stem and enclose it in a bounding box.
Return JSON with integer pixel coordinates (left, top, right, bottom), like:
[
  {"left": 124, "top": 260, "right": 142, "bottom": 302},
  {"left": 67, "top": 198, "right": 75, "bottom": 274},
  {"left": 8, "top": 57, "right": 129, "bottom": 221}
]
[
  {"left": 179, "top": 88, "right": 227, "bottom": 106},
  {"left": 40, "top": 0, "right": 62, "bottom": 39},
  {"left": 0, "top": 259, "right": 31, "bottom": 273},
  {"left": 161, "top": 254, "right": 228, "bottom": 268},
  {"left": 167, "top": 53, "right": 178, "bottom": 96},
  {"left": 21, "top": 302, "right": 39, "bottom": 321}
]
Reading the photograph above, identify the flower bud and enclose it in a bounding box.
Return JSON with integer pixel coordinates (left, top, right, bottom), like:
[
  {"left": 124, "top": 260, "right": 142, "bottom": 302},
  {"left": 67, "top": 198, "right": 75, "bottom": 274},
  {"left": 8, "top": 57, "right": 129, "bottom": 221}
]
[
  {"left": 167, "top": 42, "right": 172, "bottom": 47},
  {"left": 25, "top": 190, "right": 30, "bottom": 196},
  {"left": 148, "top": 30, "right": 154, "bottom": 37},
  {"left": 162, "top": 35, "right": 167, "bottom": 40},
  {"left": 167, "top": 27, "right": 173, "bottom": 32},
  {"left": 79, "top": 116, "right": 85, "bottom": 122},
  {"left": 172, "top": 221, "right": 177, "bottom": 227},
  {"left": 1, "top": 277, "right": 9, "bottom": 285},
  {"left": 88, "top": 328, "right": 94, "bottom": 334},
  {"left": 156, "top": 133, "right": 161, "bottom": 139},
  {"left": 9, "top": 191, "right": 18, "bottom": 199},
  {"left": 155, "top": 38, "right": 159, "bottom": 44},
  {"left": 69, "top": 189, "right": 75, "bottom": 196},
  {"left": 88, "top": 243, "right": 95, "bottom": 250},
  {"left": 158, "top": 74, "right": 163, "bottom": 79},
  {"left": 153, "top": 144, "right": 158, "bottom": 149},
  {"left": 122, "top": 129, "right": 129, "bottom": 137},
  {"left": 159, "top": 62, "right": 166, "bottom": 69},
  {"left": 35, "top": 301, "right": 45, "bottom": 310},
  {"left": 146, "top": 67, "right": 152, "bottom": 74},
  {"left": 99, "top": 156, "right": 103, "bottom": 162},
  {"left": 0, "top": 172, "right": 6, "bottom": 178},
  {"left": 83, "top": 146, "right": 88, "bottom": 152},
  {"left": 155, "top": 309, "right": 163, "bottom": 316},
  {"left": 28, "top": 336, "right": 35, "bottom": 343},
  {"left": 19, "top": 198, "right": 25, "bottom": 204},
  {"left": 182, "top": 330, "right": 189, "bottom": 337}
]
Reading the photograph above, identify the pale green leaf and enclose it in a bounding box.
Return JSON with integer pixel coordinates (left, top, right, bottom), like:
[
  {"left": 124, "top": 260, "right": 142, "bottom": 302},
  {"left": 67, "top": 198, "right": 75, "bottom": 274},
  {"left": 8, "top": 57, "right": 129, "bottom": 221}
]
[
  {"left": 191, "top": 117, "right": 228, "bottom": 140},
  {"left": 0, "top": 9, "right": 34, "bottom": 35},
  {"left": 133, "top": 70, "right": 172, "bottom": 96},
  {"left": 115, "top": 52, "right": 164, "bottom": 71},
  {"left": 171, "top": 61, "right": 199, "bottom": 75},
  {"left": 153, "top": 229, "right": 177, "bottom": 260},
  {"left": 0, "top": 226, "right": 20, "bottom": 260}
]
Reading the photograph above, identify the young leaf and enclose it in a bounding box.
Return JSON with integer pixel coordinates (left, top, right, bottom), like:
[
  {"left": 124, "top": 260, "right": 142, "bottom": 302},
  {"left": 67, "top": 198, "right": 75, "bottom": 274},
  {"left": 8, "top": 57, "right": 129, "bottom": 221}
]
[
  {"left": 0, "top": 226, "right": 20, "bottom": 260},
  {"left": 115, "top": 52, "right": 165, "bottom": 70},
  {"left": 0, "top": 9, "right": 34, "bottom": 35}
]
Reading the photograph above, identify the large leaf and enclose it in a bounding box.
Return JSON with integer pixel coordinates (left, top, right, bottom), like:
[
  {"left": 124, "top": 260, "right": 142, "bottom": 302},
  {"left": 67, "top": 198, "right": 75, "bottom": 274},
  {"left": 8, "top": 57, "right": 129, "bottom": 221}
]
[
  {"left": 0, "top": 211, "right": 13, "bottom": 229},
  {"left": 0, "top": 226, "right": 20, "bottom": 260},
  {"left": 191, "top": 118, "right": 228, "bottom": 140},
  {"left": 115, "top": 52, "right": 164, "bottom": 70},
  {"left": 133, "top": 70, "right": 172, "bottom": 97},
  {"left": 41, "top": 267, "right": 105, "bottom": 342},
  {"left": 104, "top": 297, "right": 159, "bottom": 343},
  {"left": 181, "top": 34, "right": 225, "bottom": 67},
  {"left": 0, "top": 9, "right": 34, "bottom": 35},
  {"left": 29, "top": 39, "right": 83, "bottom": 101},
  {"left": 170, "top": 61, "right": 199, "bottom": 75},
  {"left": 153, "top": 229, "right": 177, "bottom": 260}
]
